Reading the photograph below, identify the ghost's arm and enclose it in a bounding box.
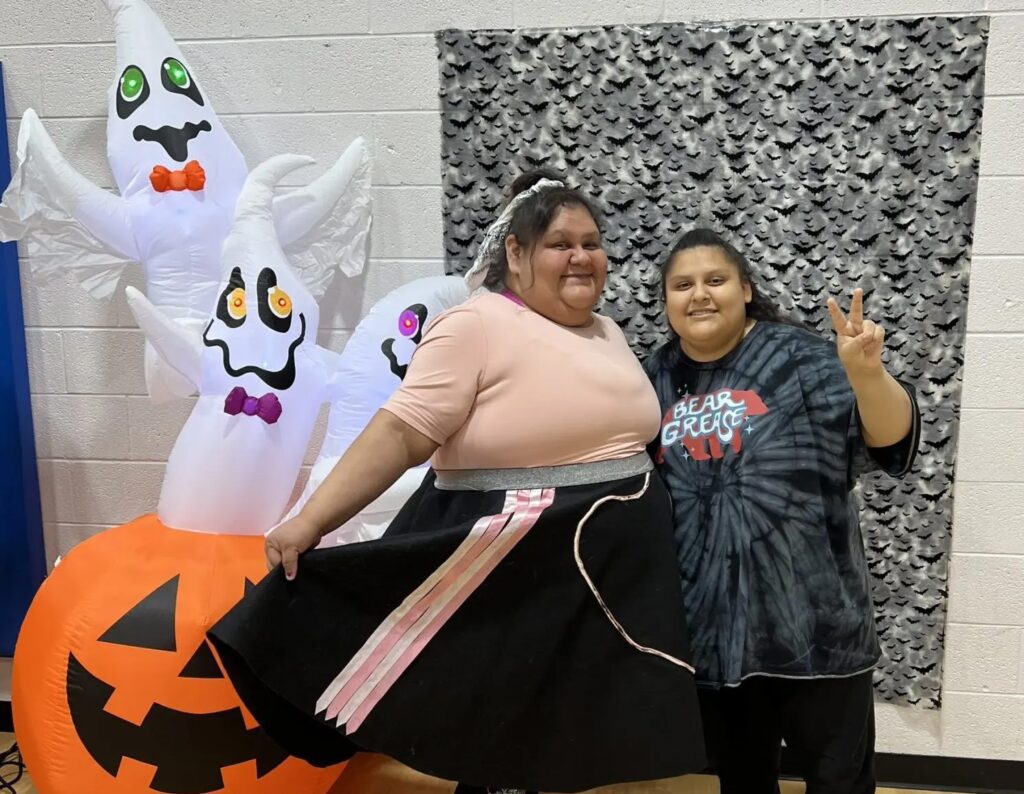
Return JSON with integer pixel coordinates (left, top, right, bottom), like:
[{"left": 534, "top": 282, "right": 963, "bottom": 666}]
[
  {"left": 271, "top": 138, "right": 371, "bottom": 288},
  {"left": 272, "top": 137, "right": 368, "bottom": 245},
  {"left": 0, "top": 110, "right": 138, "bottom": 263},
  {"left": 125, "top": 287, "right": 201, "bottom": 388}
]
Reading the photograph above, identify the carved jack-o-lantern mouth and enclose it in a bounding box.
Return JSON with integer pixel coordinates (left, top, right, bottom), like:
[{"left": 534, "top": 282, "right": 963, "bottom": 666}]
[{"left": 65, "top": 575, "right": 287, "bottom": 794}]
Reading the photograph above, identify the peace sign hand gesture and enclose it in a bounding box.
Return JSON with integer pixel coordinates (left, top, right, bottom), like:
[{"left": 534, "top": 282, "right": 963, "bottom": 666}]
[{"left": 827, "top": 288, "right": 885, "bottom": 381}]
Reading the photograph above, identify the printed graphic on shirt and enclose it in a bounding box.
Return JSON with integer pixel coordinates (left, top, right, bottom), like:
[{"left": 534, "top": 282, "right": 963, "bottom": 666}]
[{"left": 658, "top": 389, "right": 769, "bottom": 461}]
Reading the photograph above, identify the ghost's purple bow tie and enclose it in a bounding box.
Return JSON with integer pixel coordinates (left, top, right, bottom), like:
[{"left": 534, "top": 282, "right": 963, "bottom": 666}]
[{"left": 224, "top": 386, "right": 283, "bottom": 424}]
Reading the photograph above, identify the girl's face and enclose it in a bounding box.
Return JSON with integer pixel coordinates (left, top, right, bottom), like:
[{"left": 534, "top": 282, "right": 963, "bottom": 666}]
[
  {"left": 663, "top": 245, "right": 752, "bottom": 358},
  {"left": 506, "top": 205, "right": 607, "bottom": 326}
]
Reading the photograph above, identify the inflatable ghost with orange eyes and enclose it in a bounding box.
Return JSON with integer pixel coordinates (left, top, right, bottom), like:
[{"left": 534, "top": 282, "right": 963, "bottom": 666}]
[
  {"left": 127, "top": 154, "right": 469, "bottom": 537},
  {"left": 125, "top": 157, "right": 468, "bottom": 537},
  {"left": 0, "top": 0, "right": 370, "bottom": 402},
  {"left": 124, "top": 155, "right": 349, "bottom": 535}
]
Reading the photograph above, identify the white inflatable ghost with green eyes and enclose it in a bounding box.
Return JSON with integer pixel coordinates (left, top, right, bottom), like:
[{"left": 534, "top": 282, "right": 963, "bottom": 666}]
[{"left": 0, "top": 0, "right": 371, "bottom": 402}]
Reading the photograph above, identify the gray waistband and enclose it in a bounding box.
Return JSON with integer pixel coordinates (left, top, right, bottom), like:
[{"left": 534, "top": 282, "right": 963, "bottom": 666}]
[{"left": 434, "top": 452, "right": 653, "bottom": 491}]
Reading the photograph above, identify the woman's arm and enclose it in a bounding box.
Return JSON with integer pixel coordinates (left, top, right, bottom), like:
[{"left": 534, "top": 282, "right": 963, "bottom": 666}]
[
  {"left": 269, "top": 303, "right": 486, "bottom": 578},
  {"left": 267, "top": 409, "right": 438, "bottom": 579}
]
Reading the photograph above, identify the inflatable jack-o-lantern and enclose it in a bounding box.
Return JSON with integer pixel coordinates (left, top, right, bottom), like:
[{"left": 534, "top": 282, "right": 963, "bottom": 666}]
[{"left": 12, "top": 515, "right": 342, "bottom": 794}]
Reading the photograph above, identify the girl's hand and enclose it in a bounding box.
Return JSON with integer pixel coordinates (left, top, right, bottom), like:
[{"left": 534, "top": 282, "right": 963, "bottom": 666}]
[{"left": 827, "top": 288, "right": 886, "bottom": 381}]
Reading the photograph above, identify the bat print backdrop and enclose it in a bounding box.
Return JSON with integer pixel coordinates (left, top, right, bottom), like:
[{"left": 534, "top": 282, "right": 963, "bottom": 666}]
[{"left": 436, "top": 16, "right": 989, "bottom": 707}]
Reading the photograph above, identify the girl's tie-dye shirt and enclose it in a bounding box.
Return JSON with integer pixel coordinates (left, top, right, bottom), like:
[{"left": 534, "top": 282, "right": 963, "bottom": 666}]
[{"left": 647, "top": 321, "right": 920, "bottom": 686}]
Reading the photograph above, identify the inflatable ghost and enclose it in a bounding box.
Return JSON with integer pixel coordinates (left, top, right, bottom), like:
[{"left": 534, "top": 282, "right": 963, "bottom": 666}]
[
  {"left": 132, "top": 156, "right": 468, "bottom": 538},
  {"left": 290, "top": 274, "right": 469, "bottom": 545},
  {"left": 133, "top": 160, "right": 468, "bottom": 536},
  {"left": 125, "top": 155, "right": 352, "bottom": 535},
  {"left": 0, "top": 0, "right": 371, "bottom": 402}
]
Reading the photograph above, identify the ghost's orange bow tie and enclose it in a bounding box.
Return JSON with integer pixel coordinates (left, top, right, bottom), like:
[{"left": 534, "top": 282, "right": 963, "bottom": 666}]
[{"left": 150, "top": 160, "right": 206, "bottom": 192}]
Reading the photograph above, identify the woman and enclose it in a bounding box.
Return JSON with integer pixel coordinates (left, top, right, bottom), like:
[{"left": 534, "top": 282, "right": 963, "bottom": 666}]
[
  {"left": 209, "top": 171, "right": 706, "bottom": 794},
  {"left": 646, "top": 228, "right": 921, "bottom": 794}
]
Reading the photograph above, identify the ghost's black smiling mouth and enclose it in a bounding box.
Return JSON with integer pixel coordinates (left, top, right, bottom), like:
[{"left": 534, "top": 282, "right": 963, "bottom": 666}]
[
  {"left": 202, "top": 313, "right": 306, "bottom": 391},
  {"left": 380, "top": 339, "right": 409, "bottom": 380},
  {"left": 133, "top": 120, "right": 212, "bottom": 162}
]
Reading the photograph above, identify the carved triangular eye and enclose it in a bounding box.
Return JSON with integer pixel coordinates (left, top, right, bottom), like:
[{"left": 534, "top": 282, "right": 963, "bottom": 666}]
[
  {"left": 99, "top": 576, "right": 179, "bottom": 651},
  {"left": 179, "top": 640, "right": 223, "bottom": 679}
]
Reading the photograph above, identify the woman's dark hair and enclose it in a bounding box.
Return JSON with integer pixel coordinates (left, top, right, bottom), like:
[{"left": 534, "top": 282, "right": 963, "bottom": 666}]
[
  {"left": 482, "top": 168, "right": 603, "bottom": 290},
  {"left": 659, "top": 227, "right": 798, "bottom": 327}
]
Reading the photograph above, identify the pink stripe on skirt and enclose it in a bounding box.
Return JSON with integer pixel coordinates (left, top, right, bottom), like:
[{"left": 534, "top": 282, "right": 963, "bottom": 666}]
[
  {"left": 344, "top": 488, "right": 554, "bottom": 733},
  {"left": 316, "top": 488, "right": 554, "bottom": 732},
  {"left": 316, "top": 491, "right": 518, "bottom": 719}
]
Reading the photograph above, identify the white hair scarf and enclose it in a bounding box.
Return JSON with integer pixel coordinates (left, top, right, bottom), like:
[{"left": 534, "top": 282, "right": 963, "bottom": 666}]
[{"left": 463, "top": 178, "right": 564, "bottom": 290}]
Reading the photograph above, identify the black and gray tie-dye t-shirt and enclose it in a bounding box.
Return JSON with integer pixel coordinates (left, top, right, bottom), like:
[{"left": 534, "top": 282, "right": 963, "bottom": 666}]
[{"left": 646, "top": 321, "right": 920, "bottom": 687}]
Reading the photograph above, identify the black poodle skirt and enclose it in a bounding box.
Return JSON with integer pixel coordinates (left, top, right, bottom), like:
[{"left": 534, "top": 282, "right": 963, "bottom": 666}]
[{"left": 208, "top": 469, "right": 706, "bottom": 792}]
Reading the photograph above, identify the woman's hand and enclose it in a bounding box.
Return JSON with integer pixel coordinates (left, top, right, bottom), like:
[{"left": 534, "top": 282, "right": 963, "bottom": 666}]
[
  {"left": 827, "top": 288, "right": 885, "bottom": 381},
  {"left": 265, "top": 513, "right": 324, "bottom": 580}
]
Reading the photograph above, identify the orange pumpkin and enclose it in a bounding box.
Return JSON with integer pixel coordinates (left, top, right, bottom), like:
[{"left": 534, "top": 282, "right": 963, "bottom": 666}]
[{"left": 12, "top": 514, "right": 343, "bottom": 794}]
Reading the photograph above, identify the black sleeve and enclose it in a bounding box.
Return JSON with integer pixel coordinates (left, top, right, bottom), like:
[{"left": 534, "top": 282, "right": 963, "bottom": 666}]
[{"left": 849, "top": 378, "right": 921, "bottom": 480}]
